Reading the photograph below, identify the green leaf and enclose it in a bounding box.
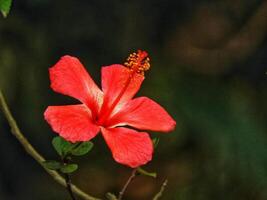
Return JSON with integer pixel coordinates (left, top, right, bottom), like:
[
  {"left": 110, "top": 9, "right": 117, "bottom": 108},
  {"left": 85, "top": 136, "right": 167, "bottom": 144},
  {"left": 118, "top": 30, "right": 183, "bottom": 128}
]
[
  {"left": 43, "top": 160, "right": 62, "bottom": 170},
  {"left": 60, "top": 163, "right": 78, "bottom": 174},
  {"left": 71, "top": 141, "right": 94, "bottom": 156},
  {"left": 137, "top": 167, "right": 157, "bottom": 178},
  {"left": 0, "top": 0, "right": 12, "bottom": 18},
  {"left": 152, "top": 138, "right": 160, "bottom": 148},
  {"left": 52, "top": 136, "right": 74, "bottom": 157}
]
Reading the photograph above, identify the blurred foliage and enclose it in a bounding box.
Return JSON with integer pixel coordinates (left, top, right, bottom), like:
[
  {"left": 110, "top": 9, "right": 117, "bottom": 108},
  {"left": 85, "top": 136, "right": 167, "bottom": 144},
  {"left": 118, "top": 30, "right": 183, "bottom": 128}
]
[
  {"left": 1, "top": 0, "right": 267, "bottom": 200},
  {"left": 0, "top": 0, "right": 12, "bottom": 17}
]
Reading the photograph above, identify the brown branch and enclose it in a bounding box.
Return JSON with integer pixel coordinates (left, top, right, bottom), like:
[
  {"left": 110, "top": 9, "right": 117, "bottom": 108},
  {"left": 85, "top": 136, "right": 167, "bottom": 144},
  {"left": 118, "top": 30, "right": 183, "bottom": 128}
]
[
  {"left": 152, "top": 179, "right": 168, "bottom": 200},
  {"left": 118, "top": 168, "right": 137, "bottom": 200},
  {"left": 0, "top": 89, "right": 101, "bottom": 200}
]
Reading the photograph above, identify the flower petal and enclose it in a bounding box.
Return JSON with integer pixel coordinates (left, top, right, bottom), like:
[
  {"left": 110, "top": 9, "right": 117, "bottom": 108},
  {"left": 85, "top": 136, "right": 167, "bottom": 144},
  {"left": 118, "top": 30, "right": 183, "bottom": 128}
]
[
  {"left": 101, "top": 127, "right": 153, "bottom": 168},
  {"left": 44, "top": 104, "right": 100, "bottom": 143},
  {"left": 101, "top": 64, "right": 144, "bottom": 115},
  {"left": 49, "top": 56, "right": 103, "bottom": 116},
  {"left": 107, "top": 97, "right": 176, "bottom": 132}
]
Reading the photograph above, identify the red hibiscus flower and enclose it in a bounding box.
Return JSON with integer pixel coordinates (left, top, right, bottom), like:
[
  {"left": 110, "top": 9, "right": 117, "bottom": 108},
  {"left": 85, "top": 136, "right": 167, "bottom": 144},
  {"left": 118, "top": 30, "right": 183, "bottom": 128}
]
[{"left": 44, "top": 50, "right": 176, "bottom": 168}]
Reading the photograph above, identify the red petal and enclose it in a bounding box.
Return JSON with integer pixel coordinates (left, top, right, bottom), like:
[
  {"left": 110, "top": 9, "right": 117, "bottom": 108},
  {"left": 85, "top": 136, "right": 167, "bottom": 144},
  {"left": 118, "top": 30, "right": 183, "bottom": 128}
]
[
  {"left": 101, "top": 64, "right": 144, "bottom": 116},
  {"left": 49, "top": 56, "right": 103, "bottom": 116},
  {"left": 44, "top": 104, "right": 100, "bottom": 143},
  {"left": 107, "top": 97, "right": 176, "bottom": 132},
  {"left": 101, "top": 127, "right": 153, "bottom": 168}
]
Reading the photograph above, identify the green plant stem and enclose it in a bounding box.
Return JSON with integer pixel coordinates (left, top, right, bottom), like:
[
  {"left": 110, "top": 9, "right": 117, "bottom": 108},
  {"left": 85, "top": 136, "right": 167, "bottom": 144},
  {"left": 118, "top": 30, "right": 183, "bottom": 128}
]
[
  {"left": 0, "top": 90, "right": 101, "bottom": 200},
  {"left": 106, "top": 192, "right": 118, "bottom": 200},
  {"left": 152, "top": 179, "right": 168, "bottom": 200},
  {"left": 118, "top": 168, "right": 137, "bottom": 200}
]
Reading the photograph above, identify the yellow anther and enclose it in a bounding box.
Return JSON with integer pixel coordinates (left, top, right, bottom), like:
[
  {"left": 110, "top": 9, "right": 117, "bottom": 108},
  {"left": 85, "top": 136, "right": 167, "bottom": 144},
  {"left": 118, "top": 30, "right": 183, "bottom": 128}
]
[{"left": 124, "top": 50, "right": 150, "bottom": 75}]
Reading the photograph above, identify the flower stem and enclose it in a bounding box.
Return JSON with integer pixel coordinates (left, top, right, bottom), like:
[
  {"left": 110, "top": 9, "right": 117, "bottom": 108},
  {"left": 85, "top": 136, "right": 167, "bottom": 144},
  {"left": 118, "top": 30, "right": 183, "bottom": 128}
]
[
  {"left": 118, "top": 168, "right": 137, "bottom": 200},
  {"left": 62, "top": 157, "right": 77, "bottom": 200},
  {"left": 0, "top": 89, "right": 101, "bottom": 200},
  {"left": 65, "top": 173, "right": 77, "bottom": 200}
]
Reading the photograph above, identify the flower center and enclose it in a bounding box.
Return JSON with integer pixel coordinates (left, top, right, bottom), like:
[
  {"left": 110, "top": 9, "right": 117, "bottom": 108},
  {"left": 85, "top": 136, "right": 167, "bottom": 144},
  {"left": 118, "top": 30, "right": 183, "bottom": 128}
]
[{"left": 96, "top": 50, "right": 150, "bottom": 126}]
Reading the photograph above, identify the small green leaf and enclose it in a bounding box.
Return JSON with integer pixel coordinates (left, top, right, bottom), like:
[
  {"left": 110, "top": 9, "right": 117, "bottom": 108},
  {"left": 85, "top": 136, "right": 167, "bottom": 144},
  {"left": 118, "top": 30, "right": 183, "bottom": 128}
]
[
  {"left": 43, "top": 160, "right": 62, "bottom": 170},
  {"left": 137, "top": 167, "right": 157, "bottom": 178},
  {"left": 0, "top": 0, "right": 12, "bottom": 18},
  {"left": 60, "top": 163, "right": 78, "bottom": 174},
  {"left": 52, "top": 136, "right": 74, "bottom": 157},
  {"left": 71, "top": 141, "right": 94, "bottom": 156},
  {"left": 152, "top": 138, "right": 160, "bottom": 148}
]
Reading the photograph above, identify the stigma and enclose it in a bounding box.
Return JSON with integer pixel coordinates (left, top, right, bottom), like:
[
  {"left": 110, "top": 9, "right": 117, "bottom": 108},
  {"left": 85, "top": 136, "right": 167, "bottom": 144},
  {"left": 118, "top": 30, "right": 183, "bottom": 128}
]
[{"left": 124, "top": 50, "right": 150, "bottom": 75}]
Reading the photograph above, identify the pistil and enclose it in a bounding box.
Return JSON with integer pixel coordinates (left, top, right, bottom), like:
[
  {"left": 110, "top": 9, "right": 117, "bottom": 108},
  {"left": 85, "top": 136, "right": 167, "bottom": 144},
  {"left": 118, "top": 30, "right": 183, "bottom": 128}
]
[{"left": 96, "top": 50, "right": 150, "bottom": 126}]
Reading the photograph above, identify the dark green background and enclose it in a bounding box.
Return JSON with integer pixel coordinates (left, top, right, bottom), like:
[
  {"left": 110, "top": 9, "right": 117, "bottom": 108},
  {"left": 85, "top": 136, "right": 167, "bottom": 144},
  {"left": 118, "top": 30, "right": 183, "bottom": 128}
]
[{"left": 1, "top": 0, "right": 267, "bottom": 199}]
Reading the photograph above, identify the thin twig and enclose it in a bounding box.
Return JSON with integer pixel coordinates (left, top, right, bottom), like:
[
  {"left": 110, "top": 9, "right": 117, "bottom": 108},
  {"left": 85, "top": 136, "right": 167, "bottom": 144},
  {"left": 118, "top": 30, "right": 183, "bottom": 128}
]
[
  {"left": 152, "top": 179, "right": 168, "bottom": 200},
  {"left": 118, "top": 168, "right": 137, "bottom": 200},
  {"left": 65, "top": 173, "right": 77, "bottom": 200},
  {"left": 62, "top": 157, "right": 76, "bottom": 200},
  {"left": 0, "top": 90, "right": 101, "bottom": 200}
]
